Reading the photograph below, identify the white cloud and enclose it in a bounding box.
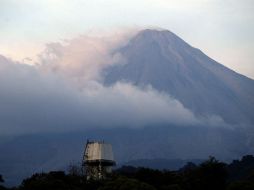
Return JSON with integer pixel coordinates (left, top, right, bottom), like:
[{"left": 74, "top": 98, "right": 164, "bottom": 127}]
[
  {"left": 0, "top": 31, "right": 229, "bottom": 135},
  {"left": 0, "top": 54, "right": 202, "bottom": 135},
  {"left": 38, "top": 31, "right": 134, "bottom": 83}
]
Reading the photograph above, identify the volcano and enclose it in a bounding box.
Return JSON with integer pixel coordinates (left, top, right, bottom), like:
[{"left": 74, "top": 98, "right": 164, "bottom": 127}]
[{"left": 104, "top": 29, "right": 254, "bottom": 125}]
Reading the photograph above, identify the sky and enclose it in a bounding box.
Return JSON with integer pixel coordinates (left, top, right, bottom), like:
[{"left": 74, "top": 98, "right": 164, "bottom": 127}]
[{"left": 0, "top": 0, "right": 254, "bottom": 78}]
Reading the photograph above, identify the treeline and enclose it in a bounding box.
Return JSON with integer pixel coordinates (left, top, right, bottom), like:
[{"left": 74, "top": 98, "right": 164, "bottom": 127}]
[{"left": 1, "top": 155, "right": 254, "bottom": 190}]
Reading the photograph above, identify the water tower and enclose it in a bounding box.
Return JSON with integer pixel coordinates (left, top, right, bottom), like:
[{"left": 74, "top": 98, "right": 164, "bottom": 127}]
[{"left": 82, "top": 140, "right": 116, "bottom": 180}]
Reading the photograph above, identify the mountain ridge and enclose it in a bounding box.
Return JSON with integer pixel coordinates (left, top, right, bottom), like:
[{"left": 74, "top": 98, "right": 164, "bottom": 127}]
[{"left": 104, "top": 29, "right": 254, "bottom": 125}]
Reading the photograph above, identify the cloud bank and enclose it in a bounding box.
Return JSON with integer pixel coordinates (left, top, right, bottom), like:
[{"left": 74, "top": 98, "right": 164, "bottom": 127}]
[{"left": 0, "top": 32, "right": 227, "bottom": 135}]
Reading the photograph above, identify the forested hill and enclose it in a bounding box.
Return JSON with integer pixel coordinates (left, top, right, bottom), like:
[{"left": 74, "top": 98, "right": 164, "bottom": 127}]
[{"left": 1, "top": 155, "right": 254, "bottom": 190}]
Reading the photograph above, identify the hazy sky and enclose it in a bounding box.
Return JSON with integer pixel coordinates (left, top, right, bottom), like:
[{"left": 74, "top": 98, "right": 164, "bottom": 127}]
[{"left": 0, "top": 0, "right": 254, "bottom": 78}]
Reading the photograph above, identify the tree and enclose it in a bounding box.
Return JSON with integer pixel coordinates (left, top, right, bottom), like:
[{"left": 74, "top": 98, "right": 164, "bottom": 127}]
[
  {"left": 0, "top": 175, "right": 6, "bottom": 190},
  {"left": 227, "top": 181, "right": 254, "bottom": 190},
  {"left": 67, "top": 163, "right": 83, "bottom": 176},
  {"left": 0, "top": 175, "right": 4, "bottom": 183},
  {"left": 98, "top": 177, "right": 156, "bottom": 190},
  {"left": 197, "top": 157, "right": 227, "bottom": 190}
]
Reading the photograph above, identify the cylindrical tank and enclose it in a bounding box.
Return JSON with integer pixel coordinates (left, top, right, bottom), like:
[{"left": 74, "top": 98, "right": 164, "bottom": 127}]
[{"left": 82, "top": 140, "right": 115, "bottom": 180}]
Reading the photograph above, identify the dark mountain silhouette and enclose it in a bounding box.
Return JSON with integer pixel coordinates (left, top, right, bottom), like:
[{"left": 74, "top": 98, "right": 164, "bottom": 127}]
[{"left": 123, "top": 158, "right": 203, "bottom": 171}]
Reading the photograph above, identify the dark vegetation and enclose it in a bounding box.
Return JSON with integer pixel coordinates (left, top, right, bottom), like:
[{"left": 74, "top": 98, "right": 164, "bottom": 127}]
[{"left": 1, "top": 155, "right": 254, "bottom": 190}]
